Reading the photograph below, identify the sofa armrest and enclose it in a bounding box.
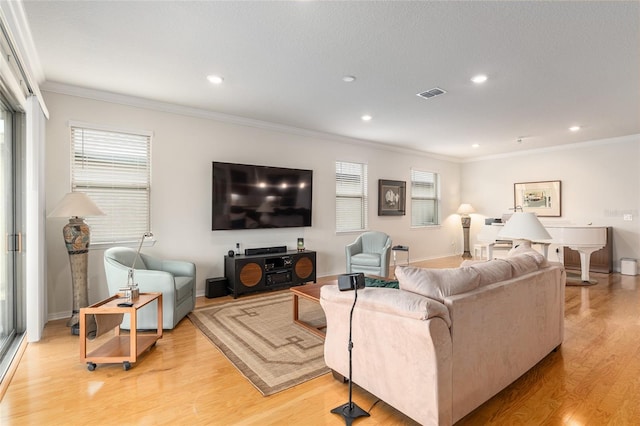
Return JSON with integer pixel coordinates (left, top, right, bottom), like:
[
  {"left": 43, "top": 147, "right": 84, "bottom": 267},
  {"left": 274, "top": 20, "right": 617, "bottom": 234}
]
[
  {"left": 345, "top": 239, "right": 362, "bottom": 257},
  {"left": 160, "top": 259, "right": 196, "bottom": 277},
  {"left": 380, "top": 240, "right": 392, "bottom": 275},
  {"left": 321, "top": 285, "right": 451, "bottom": 327}
]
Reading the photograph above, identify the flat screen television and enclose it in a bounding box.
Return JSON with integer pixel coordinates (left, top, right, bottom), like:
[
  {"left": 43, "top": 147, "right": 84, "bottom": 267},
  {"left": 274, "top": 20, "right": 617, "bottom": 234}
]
[{"left": 212, "top": 161, "right": 313, "bottom": 230}]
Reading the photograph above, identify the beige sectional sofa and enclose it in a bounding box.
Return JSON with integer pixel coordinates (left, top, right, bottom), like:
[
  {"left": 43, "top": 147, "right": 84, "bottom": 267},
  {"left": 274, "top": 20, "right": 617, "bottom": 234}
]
[{"left": 320, "top": 247, "right": 566, "bottom": 425}]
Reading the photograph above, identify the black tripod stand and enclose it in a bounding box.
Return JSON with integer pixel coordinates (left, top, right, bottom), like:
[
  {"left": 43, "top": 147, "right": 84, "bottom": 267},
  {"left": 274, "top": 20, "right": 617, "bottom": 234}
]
[{"left": 331, "top": 274, "right": 370, "bottom": 425}]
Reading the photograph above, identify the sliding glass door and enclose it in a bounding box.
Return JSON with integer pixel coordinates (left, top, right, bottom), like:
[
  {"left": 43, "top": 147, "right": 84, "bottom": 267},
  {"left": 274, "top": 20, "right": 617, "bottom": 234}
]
[{"left": 0, "top": 97, "right": 17, "bottom": 366}]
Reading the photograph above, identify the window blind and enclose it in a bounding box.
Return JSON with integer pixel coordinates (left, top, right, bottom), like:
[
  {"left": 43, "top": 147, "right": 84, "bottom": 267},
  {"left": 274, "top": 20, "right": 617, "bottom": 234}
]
[
  {"left": 70, "top": 125, "right": 151, "bottom": 244},
  {"left": 411, "top": 169, "right": 439, "bottom": 227},
  {"left": 336, "top": 161, "right": 368, "bottom": 232}
]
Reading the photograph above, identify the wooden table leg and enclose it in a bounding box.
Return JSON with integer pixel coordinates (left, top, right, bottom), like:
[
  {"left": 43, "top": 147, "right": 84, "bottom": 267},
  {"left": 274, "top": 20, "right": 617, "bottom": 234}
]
[{"left": 293, "top": 293, "right": 300, "bottom": 322}]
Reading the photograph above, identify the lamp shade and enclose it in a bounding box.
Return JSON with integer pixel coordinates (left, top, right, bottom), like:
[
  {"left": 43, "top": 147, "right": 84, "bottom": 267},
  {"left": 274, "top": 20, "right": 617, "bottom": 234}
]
[
  {"left": 457, "top": 203, "right": 475, "bottom": 215},
  {"left": 49, "top": 192, "right": 105, "bottom": 218},
  {"left": 497, "top": 212, "right": 551, "bottom": 241}
]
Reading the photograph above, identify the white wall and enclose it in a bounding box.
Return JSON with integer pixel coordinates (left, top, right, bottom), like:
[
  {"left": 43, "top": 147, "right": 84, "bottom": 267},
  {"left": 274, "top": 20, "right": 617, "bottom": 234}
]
[
  {"left": 44, "top": 90, "right": 462, "bottom": 320},
  {"left": 461, "top": 135, "right": 640, "bottom": 269},
  {"left": 45, "top": 90, "right": 640, "bottom": 321},
  {"left": 25, "top": 96, "right": 47, "bottom": 342}
]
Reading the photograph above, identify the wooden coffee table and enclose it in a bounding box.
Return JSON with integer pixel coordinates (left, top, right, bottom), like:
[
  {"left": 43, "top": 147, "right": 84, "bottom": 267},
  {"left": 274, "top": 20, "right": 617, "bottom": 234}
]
[
  {"left": 290, "top": 275, "right": 393, "bottom": 338},
  {"left": 290, "top": 281, "right": 334, "bottom": 338}
]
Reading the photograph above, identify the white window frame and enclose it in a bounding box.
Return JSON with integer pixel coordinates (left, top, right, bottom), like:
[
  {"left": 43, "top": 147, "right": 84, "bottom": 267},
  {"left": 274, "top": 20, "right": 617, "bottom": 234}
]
[
  {"left": 410, "top": 168, "right": 440, "bottom": 227},
  {"left": 335, "top": 161, "right": 368, "bottom": 232},
  {"left": 69, "top": 121, "right": 152, "bottom": 245}
]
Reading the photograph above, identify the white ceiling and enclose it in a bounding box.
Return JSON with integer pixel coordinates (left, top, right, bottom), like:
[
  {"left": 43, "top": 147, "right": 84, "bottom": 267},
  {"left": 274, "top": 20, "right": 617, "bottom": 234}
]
[{"left": 21, "top": 1, "right": 640, "bottom": 160}]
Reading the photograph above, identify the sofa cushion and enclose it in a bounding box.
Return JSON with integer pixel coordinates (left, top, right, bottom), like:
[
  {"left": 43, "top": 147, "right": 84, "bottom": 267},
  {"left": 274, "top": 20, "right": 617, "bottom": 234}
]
[
  {"left": 506, "top": 254, "right": 539, "bottom": 276},
  {"left": 396, "top": 265, "right": 481, "bottom": 303},
  {"left": 508, "top": 245, "right": 549, "bottom": 267},
  {"left": 175, "top": 276, "right": 194, "bottom": 304},
  {"left": 351, "top": 253, "right": 381, "bottom": 266},
  {"left": 465, "top": 259, "right": 513, "bottom": 286},
  {"left": 506, "top": 245, "right": 548, "bottom": 276}
]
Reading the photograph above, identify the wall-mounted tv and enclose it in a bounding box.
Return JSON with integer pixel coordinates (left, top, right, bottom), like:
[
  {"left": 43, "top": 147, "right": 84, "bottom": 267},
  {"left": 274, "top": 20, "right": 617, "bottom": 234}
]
[{"left": 212, "top": 161, "right": 313, "bottom": 230}]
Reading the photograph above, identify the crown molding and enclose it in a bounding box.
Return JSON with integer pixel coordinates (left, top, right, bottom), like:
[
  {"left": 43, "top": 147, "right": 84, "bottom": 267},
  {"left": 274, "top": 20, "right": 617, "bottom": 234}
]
[
  {"left": 41, "top": 81, "right": 640, "bottom": 164},
  {"left": 462, "top": 133, "right": 640, "bottom": 163},
  {"left": 0, "top": 1, "right": 48, "bottom": 117},
  {"left": 41, "top": 82, "right": 638, "bottom": 165},
  {"left": 41, "top": 81, "right": 460, "bottom": 163}
]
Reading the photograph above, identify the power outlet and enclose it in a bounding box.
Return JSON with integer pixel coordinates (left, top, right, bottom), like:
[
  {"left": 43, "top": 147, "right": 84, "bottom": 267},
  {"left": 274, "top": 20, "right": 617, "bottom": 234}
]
[{"left": 624, "top": 214, "right": 633, "bottom": 221}]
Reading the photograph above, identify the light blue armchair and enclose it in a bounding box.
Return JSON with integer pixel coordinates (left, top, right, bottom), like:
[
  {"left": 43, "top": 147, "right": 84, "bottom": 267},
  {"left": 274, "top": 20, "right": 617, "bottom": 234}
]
[
  {"left": 104, "top": 247, "right": 196, "bottom": 330},
  {"left": 345, "top": 231, "right": 392, "bottom": 277}
]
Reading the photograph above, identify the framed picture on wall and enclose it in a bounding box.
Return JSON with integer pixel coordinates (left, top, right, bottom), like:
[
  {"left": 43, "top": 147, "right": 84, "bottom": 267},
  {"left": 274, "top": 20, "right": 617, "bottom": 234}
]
[
  {"left": 378, "top": 179, "right": 406, "bottom": 216},
  {"left": 514, "top": 180, "right": 561, "bottom": 217}
]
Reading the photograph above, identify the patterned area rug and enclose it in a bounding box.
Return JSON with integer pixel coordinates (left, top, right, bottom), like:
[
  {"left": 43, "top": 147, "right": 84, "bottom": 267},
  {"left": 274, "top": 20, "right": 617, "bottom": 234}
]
[{"left": 188, "top": 291, "right": 329, "bottom": 396}]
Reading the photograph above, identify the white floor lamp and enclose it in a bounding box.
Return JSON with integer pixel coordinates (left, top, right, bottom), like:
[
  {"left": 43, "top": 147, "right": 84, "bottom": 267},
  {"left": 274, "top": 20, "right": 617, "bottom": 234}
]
[{"left": 49, "top": 192, "right": 104, "bottom": 334}]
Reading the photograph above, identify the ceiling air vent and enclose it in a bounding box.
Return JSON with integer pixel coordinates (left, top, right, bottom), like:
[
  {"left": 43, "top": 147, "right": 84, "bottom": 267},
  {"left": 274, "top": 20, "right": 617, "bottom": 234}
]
[{"left": 416, "top": 87, "right": 447, "bottom": 99}]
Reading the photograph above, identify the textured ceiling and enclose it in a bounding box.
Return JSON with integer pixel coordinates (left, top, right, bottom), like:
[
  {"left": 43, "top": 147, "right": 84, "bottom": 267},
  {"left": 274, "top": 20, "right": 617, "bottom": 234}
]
[{"left": 22, "top": 1, "right": 640, "bottom": 159}]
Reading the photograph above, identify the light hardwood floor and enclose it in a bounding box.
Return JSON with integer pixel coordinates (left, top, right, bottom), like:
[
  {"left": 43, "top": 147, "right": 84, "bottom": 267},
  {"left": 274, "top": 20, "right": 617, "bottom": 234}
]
[{"left": 1, "top": 256, "right": 639, "bottom": 425}]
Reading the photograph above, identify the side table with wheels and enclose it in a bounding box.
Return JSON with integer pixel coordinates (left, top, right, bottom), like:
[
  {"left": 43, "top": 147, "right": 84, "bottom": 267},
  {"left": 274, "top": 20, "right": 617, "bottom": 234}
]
[{"left": 80, "top": 292, "right": 163, "bottom": 371}]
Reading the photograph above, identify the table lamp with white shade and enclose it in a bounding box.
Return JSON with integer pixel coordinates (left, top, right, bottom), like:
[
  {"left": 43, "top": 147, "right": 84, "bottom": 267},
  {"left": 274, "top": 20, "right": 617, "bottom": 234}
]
[
  {"left": 497, "top": 212, "right": 551, "bottom": 249},
  {"left": 49, "top": 192, "right": 104, "bottom": 334},
  {"left": 457, "top": 203, "right": 475, "bottom": 259}
]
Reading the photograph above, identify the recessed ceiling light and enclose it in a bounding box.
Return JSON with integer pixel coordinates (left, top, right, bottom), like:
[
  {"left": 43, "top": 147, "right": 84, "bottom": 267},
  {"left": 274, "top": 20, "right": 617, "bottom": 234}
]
[
  {"left": 342, "top": 75, "right": 356, "bottom": 83},
  {"left": 361, "top": 115, "right": 372, "bottom": 122},
  {"left": 472, "top": 143, "right": 480, "bottom": 148},
  {"left": 471, "top": 74, "right": 488, "bottom": 84},
  {"left": 207, "top": 75, "right": 224, "bottom": 85},
  {"left": 569, "top": 126, "right": 581, "bottom": 132}
]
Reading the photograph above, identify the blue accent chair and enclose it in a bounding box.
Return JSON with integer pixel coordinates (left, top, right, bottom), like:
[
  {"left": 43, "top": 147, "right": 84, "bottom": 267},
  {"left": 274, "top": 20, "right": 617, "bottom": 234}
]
[
  {"left": 104, "top": 247, "right": 196, "bottom": 330},
  {"left": 345, "top": 231, "right": 392, "bottom": 278}
]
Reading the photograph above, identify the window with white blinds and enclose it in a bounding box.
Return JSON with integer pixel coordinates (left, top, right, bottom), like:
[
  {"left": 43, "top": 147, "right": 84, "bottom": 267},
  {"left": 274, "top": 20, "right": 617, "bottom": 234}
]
[
  {"left": 335, "top": 161, "right": 368, "bottom": 232},
  {"left": 411, "top": 169, "right": 440, "bottom": 227},
  {"left": 70, "top": 124, "right": 151, "bottom": 244}
]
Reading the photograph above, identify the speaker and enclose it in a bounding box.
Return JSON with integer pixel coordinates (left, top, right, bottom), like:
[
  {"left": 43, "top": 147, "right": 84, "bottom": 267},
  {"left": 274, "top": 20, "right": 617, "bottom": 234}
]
[
  {"left": 245, "top": 246, "right": 287, "bottom": 256},
  {"left": 224, "top": 257, "right": 265, "bottom": 298},
  {"left": 338, "top": 273, "right": 365, "bottom": 291},
  {"left": 292, "top": 251, "right": 316, "bottom": 284},
  {"left": 205, "top": 277, "right": 229, "bottom": 298},
  {"left": 237, "top": 261, "right": 263, "bottom": 288}
]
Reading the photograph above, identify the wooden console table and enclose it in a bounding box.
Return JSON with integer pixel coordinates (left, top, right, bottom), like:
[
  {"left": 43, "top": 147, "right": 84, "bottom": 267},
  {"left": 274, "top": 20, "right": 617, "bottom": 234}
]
[
  {"left": 225, "top": 250, "right": 316, "bottom": 298},
  {"left": 79, "top": 292, "right": 163, "bottom": 371}
]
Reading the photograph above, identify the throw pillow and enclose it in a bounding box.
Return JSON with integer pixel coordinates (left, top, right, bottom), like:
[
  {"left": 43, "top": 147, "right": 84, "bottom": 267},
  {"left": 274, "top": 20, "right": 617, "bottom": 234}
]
[{"left": 396, "top": 265, "right": 481, "bottom": 302}]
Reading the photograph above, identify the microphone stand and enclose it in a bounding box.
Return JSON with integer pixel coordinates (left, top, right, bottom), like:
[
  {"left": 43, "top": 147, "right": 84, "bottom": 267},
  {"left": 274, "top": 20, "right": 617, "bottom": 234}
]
[{"left": 330, "top": 284, "right": 370, "bottom": 425}]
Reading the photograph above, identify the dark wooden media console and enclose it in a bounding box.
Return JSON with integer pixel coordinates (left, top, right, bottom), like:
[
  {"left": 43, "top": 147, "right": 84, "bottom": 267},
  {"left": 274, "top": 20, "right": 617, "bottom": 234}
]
[{"left": 224, "top": 250, "right": 316, "bottom": 298}]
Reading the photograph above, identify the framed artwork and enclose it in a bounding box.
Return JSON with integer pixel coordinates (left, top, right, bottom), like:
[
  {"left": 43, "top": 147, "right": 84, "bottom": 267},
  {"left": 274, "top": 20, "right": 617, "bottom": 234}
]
[
  {"left": 378, "top": 179, "right": 406, "bottom": 216},
  {"left": 514, "top": 180, "right": 561, "bottom": 217}
]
